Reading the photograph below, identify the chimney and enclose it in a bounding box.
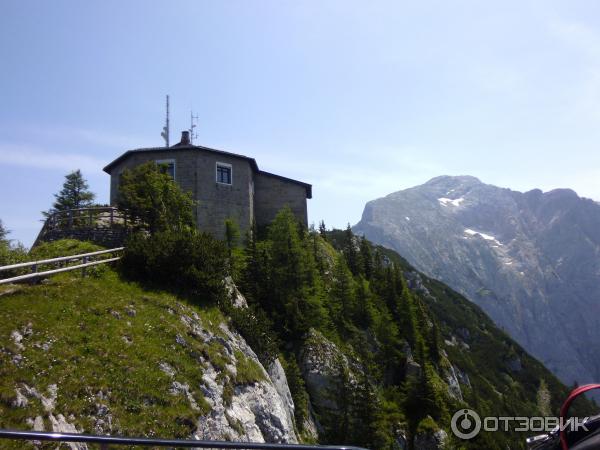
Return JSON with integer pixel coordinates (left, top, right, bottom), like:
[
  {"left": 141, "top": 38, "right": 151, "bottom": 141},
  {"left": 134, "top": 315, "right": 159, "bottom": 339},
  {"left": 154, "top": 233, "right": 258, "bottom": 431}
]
[{"left": 180, "top": 130, "right": 190, "bottom": 145}]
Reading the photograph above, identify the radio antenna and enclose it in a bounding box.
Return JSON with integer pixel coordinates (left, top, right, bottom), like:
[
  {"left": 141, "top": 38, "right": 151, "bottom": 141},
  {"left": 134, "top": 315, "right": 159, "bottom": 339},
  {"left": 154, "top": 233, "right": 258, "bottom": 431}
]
[
  {"left": 160, "top": 95, "right": 170, "bottom": 147},
  {"left": 189, "top": 111, "right": 198, "bottom": 145}
]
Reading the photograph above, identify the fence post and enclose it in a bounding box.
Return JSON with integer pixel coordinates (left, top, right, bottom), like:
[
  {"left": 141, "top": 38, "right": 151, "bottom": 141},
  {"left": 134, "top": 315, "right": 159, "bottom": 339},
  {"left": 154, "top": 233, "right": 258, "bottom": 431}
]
[
  {"left": 68, "top": 211, "right": 73, "bottom": 228},
  {"left": 31, "top": 264, "right": 37, "bottom": 274},
  {"left": 89, "top": 209, "right": 93, "bottom": 227},
  {"left": 110, "top": 208, "right": 114, "bottom": 227},
  {"left": 82, "top": 256, "right": 89, "bottom": 278}
]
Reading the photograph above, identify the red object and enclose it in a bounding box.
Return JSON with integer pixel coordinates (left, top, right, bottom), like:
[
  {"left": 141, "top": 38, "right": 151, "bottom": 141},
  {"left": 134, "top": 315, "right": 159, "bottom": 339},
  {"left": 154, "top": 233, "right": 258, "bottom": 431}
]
[{"left": 559, "top": 384, "right": 600, "bottom": 450}]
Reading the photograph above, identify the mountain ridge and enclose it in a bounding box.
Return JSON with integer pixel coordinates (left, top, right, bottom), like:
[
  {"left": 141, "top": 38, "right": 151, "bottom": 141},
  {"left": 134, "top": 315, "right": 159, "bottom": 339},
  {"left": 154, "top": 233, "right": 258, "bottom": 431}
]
[{"left": 354, "top": 175, "right": 600, "bottom": 387}]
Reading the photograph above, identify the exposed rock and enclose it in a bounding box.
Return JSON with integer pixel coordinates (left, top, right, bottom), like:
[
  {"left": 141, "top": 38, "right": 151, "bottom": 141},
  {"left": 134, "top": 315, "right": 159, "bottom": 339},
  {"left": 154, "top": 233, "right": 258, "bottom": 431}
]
[
  {"left": 302, "top": 403, "right": 320, "bottom": 442},
  {"left": 159, "top": 361, "right": 176, "bottom": 378},
  {"left": 12, "top": 388, "right": 28, "bottom": 408},
  {"left": 225, "top": 276, "right": 248, "bottom": 308},
  {"left": 174, "top": 302, "right": 298, "bottom": 443},
  {"left": 354, "top": 175, "right": 600, "bottom": 386},
  {"left": 444, "top": 364, "right": 463, "bottom": 401},
  {"left": 395, "top": 424, "right": 409, "bottom": 450},
  {"left": 10, "top": 330, "right": 24, "bottom": 351},
  {"left": 300, "top": 329, "right": 352, "bottom": 414},
  {"left": 406, "top": 360, "right": 422, "bottom": 378},
  {"left": 18, "top": 383, "right": 57, "bottom": 412},
  {"left": 414, "top": 429, "right": 448, "bottom": 450},
  {"left": 48, "top": 413, "right": 87, "bottom": 450},
  {"left": 455, "top": 367, "right": 471, "bottom": 388},
  {"left": 170, "top": 381, "right": 200, "bottom": 410},
  {"left": 32, "top": 415, "right": 44, "bottom": 431},
  {"left": 175, "top": 333, "right": 187, "bottom": 347},
  {"left": 267, "top": 359, "right": 295, "bottom": 431}
]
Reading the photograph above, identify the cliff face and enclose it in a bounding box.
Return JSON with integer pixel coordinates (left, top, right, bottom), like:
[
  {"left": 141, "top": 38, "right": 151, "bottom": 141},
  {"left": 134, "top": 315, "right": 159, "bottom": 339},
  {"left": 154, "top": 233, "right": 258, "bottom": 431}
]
[
  {"left": 0, "top": 272, "right": 297, "bottom": 448},
  {"left": 354, "top": 175, "right": 600, "bottom": 386}
]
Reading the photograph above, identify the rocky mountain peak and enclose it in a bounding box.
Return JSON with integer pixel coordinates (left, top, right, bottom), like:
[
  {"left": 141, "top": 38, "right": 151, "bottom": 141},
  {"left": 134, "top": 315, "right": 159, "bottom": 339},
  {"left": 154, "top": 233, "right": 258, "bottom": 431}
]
[{"left": 355, "top": 176, "right": 600, "bottom": 387}]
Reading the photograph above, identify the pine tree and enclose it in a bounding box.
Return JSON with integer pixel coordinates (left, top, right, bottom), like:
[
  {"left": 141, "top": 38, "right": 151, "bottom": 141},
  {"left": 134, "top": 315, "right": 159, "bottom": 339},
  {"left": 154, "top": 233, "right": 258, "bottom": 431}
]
[
  {"left": 359, "top": 236, "right": 374, "bottom": 280},
  {"left": 266, "top": 208, "right": 327, "bottom": 341},
  {"left": 342, "top": 224, "right": 362, "bottom": 276},
  {"left": 49, "top": 169, "right": 95, "bottom": 213},
  {"left": 0, "top": 219, "right": 8, "bottom": 245},
  {"left": 318, "top": 220, "right": 327, "bottom": 237}
]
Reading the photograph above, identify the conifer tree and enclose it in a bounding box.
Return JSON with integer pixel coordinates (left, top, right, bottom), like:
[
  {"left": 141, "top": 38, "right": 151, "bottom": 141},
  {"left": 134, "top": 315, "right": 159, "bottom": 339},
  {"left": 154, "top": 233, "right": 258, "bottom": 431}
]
[
  {"left": 48, "top": 169, "right": 95, "bottom": 213},
  {"left": 342, "top": 224, "right": 362, "bottom": 276},
  {"left": 0, "top": 219, "right": 8, "bottom": 245},
  {"left": 224, "top": 218, "right": 240, "bottom": 258},
  {"left": 427, "top": 320, "right": 442, "bottom": 365},
  {"left": 318, "top": 220, "right": 327, "bottom": 237},
  {"left": 359, "top": 236, "right": 374, "bottom": 280},
  {"left": 266, "top": 208, "right": 327, "bottom": 341},
  {"left": 330, "top": 257, "right": 356, "bottom": 336}
]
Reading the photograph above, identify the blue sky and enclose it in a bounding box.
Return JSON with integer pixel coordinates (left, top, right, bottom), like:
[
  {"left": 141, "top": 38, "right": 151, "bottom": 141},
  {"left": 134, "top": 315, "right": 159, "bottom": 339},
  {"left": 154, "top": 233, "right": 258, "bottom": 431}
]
[{"left": 2, "top": 1, "right": 600, "bottom": 247}]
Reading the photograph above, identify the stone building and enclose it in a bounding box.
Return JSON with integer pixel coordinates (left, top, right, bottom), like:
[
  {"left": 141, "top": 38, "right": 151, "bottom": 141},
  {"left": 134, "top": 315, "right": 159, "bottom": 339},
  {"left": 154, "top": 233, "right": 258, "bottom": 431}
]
[{"left": 103, "top": 131, "right": 312, "bottom": 237}]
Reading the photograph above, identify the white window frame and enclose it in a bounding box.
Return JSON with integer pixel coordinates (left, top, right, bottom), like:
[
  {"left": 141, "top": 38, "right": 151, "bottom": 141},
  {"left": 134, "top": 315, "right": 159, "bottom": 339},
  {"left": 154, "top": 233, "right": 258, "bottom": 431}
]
[
  {"left": 156, "top": 159, "right": 176, "bottom": 180},
  {"left": 216, "top": 162, "right": 233, "bottom": 185}
]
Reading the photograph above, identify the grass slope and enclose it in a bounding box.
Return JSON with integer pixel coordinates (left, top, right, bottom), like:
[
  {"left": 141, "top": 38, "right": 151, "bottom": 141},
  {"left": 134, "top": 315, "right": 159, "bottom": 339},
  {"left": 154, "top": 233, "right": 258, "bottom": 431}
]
[{"left": 0, "top": 268, "right": 234, "bottom": 447}]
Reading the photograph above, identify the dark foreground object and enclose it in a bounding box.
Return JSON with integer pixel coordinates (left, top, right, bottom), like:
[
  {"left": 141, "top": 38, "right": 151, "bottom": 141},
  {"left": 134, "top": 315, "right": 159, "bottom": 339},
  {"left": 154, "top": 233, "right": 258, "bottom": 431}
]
[{"left": 0, "top": 429, "right": 368, "bottom": 450}]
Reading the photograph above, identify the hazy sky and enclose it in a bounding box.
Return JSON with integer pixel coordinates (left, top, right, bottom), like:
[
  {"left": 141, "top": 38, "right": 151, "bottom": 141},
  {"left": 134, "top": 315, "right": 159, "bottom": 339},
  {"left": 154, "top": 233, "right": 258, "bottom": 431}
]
[{"left": 2, "top": 0, "right": 600, "bottom": 246}]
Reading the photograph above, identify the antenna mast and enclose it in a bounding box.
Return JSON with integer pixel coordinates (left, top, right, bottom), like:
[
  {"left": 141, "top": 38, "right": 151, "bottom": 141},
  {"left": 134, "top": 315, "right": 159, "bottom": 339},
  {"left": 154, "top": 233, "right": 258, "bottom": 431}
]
[
  {"left": 189, "top": 111, "right": 198, "bottom": 145},
  {"left": 161, "top": 95, "right": 170, "bottom": 147}
]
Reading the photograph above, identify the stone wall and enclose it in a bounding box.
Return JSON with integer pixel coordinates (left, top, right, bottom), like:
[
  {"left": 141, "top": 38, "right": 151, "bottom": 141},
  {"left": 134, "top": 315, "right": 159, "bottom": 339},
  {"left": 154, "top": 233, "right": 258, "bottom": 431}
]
[
  {"left": 36, "top": 228, "right": 129, "bottom": 249},
  {"left": 108, "top": 148, "right": 309, "bottom": 238},
  {"left": 108, "top": 148, "right": 254, "bottom": 239},
  {"left": 254, "top": 173, "right": 308, "bottom": 227}
]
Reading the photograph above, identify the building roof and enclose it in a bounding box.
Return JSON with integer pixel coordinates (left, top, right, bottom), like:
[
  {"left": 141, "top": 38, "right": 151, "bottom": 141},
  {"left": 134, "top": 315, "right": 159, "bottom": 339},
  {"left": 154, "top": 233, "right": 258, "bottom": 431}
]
[{"left": 103, "top": 144, "right": 312, "bottom": 198}]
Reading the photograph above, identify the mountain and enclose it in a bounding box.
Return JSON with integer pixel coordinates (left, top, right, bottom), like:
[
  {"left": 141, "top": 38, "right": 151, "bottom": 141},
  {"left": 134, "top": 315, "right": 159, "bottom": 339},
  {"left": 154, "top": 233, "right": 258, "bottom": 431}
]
[
  {"left": 2, "top": 227, "right": 594, "bottom": 450},
  {"left": 354, "top": 175, "right": 600, "bottom": 387}
]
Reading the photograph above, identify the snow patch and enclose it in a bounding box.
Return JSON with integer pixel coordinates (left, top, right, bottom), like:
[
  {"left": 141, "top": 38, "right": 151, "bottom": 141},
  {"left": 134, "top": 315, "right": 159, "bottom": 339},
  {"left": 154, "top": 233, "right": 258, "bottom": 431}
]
[
  {"left": 438, "top": 197, "right": 465, "bottom": 207},
  {"left": 405, "top": 217, "right": 411, "bottom": 221},
  {"left": 464, "top": 229, "right": 504, "bottom": 246}
]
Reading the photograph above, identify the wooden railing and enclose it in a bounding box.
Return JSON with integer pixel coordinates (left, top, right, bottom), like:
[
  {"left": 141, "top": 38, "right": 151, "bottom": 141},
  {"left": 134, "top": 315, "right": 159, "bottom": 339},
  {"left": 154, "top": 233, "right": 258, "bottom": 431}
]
[{"left": 0, "top": 247, "right": 124, "bottom": 285}]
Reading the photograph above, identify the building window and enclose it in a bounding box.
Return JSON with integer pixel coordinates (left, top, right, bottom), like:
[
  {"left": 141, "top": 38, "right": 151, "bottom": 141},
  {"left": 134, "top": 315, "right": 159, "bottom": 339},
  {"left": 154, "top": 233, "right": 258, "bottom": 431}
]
[
  {"left": 216, "top": 162, "right": 232, "bottom": 185},
  {"left": 156, "top": 159, "right": 176, "bottom": 179}
]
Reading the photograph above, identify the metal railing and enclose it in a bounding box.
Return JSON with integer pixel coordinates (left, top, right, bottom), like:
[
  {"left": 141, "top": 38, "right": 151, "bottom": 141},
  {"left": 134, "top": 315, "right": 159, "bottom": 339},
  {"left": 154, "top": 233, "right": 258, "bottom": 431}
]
[
  {"left": 0, "top": 247, "right": 124, "bottom": 285},
  {"left": 44, "top": 207, "right": 127, "bottom": 230},
  {"left": 0, "top": 429, "right": 368, "bottom": 450}
]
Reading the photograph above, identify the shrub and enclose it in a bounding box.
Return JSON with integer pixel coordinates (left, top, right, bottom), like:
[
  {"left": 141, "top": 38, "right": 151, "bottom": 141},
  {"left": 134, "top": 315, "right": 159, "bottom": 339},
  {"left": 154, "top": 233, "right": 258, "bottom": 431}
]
[
  {"left": 29, "top": 239, "right": 104, "bottom": 260},
  {"left": 226, "top": 303, "right": 280, "bottom": 366},
  {"left": 120, "top": 230, "right": 228, "bottom": 304}
]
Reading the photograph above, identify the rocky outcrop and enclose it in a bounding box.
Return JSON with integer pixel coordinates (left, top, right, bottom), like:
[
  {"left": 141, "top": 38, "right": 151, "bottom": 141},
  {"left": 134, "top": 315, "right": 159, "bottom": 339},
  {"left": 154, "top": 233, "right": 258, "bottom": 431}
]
[
  {"left": 179, "top": 303, "right": 298, "bottom": 443},
  {"left": 354, "top": 175, "right": 600, "bottom": 386},
  {"left": 299, "top": 329, "right": 353, "bottom": 416},
  {"left": 444, "top": 364, "right": 463, "bottom": 401},
  {"left": 414, "top": 428, "right": 448, "bottom": 450}
]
